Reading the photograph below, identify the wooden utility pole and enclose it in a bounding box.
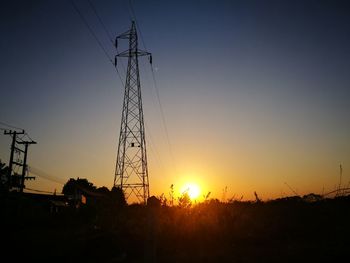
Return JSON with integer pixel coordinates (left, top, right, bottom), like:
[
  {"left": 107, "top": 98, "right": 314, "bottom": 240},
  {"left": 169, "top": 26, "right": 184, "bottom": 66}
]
[
  {"left": 4, "top": 130, "right": 24, "bottom": 190},
  {"left": 3, "top": 130, "right": 36, "bottom": 192},
  {"left": 17, "top": 141, "right": 36, "bottom": 192}
]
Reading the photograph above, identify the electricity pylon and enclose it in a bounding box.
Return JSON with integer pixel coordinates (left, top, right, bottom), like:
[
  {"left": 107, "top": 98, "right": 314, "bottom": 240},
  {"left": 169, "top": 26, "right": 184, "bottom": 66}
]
[{"left": 113, "top": 21, "right": 151, "bottom": 204}]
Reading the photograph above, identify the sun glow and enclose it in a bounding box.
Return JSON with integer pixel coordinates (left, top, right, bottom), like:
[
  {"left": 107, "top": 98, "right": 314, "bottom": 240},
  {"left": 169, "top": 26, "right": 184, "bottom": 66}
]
[{"left": 180, "top": 182, "right": 201, "bottom": 200}]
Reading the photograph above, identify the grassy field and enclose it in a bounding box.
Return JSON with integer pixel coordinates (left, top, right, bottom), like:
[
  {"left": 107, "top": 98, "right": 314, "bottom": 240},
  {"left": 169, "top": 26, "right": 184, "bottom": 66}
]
[{"left": 2, "top": 193, "right": 349, "bottom": 262}]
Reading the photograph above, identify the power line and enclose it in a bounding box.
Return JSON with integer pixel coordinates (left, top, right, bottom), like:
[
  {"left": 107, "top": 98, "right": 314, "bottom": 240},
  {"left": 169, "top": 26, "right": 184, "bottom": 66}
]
[
  {"left": 69, "top": 0, "right": 125, "bottom": 88},
  {"left": 25, "top": 187, "right": 59, "bottom": 194},
  {"left": 0, "top": 121, "right": 35, "bottom": 143},
  {"left": 150, "top": 65, "right": 177, "bottom": 170},
  {"left": 128, "top": 0, "right": 177, "bottom": 172},
  {"left": 28, "top": 166, "right": 66, "bottom": 185},
  {"left": 284, "top": 182, "right": 299, "bottom": 196},
  {"left": 86, "top": 0, "right": 128, "bottom": 75},
  {"left": 87, "top": 0, "right": 114, "bottom": 44},
  {"left": 69, "top": 0, "right": 113, "bottom": 64},
  {"left": 15, "top": 132, "right": 35, "bottom": 143},
  {"left": 0, "top": 121, "right": 24, "bottom": 131},
  {"left": 144, "top": 121, "right": 164, "bottom": 171},
  {"left": 102, "top": 3, "right": 165, "bottom": 177},
  {"left": 24, "top": 132, "right": 35, "bottom": 142},
  {"left": 85, "top": 0, "right": 127, "bottom": 80}
]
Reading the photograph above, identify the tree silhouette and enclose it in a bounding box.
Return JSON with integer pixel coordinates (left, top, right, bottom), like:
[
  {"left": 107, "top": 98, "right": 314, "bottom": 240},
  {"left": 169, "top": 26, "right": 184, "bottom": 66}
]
[
  {"left": 62, "top": 178, "right": 96, "bottom": 196},
  {"left": 110, "top": 186, "right": 126, "bottom": 207},
  {"left": 96, "top": 186, "right": 110, "bottom": 194}
]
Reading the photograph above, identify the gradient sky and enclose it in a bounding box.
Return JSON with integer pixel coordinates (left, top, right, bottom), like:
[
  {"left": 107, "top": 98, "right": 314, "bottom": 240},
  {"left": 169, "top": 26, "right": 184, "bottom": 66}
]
[{"left": 1, "top": 0, "right": 349, "bottom": 201}]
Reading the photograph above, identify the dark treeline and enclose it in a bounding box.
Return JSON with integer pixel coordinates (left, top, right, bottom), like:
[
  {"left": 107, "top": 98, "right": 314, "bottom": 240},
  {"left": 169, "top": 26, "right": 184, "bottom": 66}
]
[{"left": 1, "top": 189, "right": 350, "bottom": 263}]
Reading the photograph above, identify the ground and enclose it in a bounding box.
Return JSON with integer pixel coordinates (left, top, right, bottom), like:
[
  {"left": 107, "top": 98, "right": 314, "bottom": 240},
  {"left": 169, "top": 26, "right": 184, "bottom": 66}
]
[{"left": 1, "top": 193, "right": 349, "bottom": 262}]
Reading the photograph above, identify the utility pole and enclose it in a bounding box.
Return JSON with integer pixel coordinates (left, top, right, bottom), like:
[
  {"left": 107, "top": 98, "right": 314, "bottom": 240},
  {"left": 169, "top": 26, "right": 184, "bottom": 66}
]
[
  {"left": 17, "top": 140, "right": 36, "bottom": 192},
  {"left": 4, "top": 130, "right": 24, "bottom": 190},
  {"left": 3, "top": 130, "right": 36, "bottom": 192},
  {"left": 113, "top": 21, "right": 152, "bottom": 204}
]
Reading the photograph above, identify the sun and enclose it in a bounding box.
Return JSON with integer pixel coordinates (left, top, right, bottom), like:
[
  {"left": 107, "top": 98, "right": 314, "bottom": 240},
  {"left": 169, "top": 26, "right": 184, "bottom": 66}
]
[{"left": 180, "top": 182, "right": 201, "bottom": 200}]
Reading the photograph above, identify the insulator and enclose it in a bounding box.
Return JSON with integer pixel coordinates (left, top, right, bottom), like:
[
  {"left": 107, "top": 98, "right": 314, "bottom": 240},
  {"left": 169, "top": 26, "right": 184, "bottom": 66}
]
[
  {"left": 149, "top": 54, "right": 152, "bottom": 65},
  {"left": 115, "top": 38, "right": 118, "bottom": 49},
  {"left": 114, "top": 56, "right": 117, "bottom": 67}
]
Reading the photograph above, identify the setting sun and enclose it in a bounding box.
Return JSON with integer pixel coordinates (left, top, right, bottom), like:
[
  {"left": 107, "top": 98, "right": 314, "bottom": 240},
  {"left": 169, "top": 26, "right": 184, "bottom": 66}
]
[{"left": 180, "top": 183, "right": 201, "bottom": 200}]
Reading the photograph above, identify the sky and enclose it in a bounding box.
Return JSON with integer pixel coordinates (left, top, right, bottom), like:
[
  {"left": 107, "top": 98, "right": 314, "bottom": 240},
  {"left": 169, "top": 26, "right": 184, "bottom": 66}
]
[{"left": 1, "top": 0, "right": 350, "bottom": 201}]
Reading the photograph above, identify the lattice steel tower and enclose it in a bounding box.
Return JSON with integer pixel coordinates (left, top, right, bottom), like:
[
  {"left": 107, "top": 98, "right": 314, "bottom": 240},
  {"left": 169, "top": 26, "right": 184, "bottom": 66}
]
[{"left": 113, "top": 21, "right": 151, "bottom": 203}]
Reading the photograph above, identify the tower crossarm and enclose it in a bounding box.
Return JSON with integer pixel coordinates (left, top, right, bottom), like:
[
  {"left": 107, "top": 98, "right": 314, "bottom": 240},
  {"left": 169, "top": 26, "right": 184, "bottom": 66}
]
[{"left": 116, "top": 49, "right": 151, "bottom": 57}]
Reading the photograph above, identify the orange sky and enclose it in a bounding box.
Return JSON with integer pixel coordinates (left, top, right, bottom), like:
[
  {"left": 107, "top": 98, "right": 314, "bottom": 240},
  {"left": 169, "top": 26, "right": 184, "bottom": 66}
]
[{"left": 1, "top": 1, "right": 350, "bottom": 202}]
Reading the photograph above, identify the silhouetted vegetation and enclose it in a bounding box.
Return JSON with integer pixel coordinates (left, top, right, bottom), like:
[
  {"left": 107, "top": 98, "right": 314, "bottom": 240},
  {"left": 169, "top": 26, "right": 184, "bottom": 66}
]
[
  {"left": 1, "top": 189, "right": 350, "bottom": 262},
  {"left": 178, "top": 192, "right": 192, "bottom": 208},
  {"left": 62, "top": 177, "right": 96, "bottom": 196}
]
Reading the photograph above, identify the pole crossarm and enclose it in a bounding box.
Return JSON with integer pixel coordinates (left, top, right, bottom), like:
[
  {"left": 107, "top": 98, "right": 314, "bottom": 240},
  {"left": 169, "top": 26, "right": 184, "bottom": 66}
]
[
  {"left": 17, "top": 141, "right": 37, "bottom": 145},
  {"left": 4, "top": 130, "right": 25, "bottom": 135}
]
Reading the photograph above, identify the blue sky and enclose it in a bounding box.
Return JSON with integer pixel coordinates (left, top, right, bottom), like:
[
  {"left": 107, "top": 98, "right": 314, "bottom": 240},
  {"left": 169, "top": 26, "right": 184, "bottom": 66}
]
[{"left": 1, "top": 0, "right": 349, "bottom": 200}]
